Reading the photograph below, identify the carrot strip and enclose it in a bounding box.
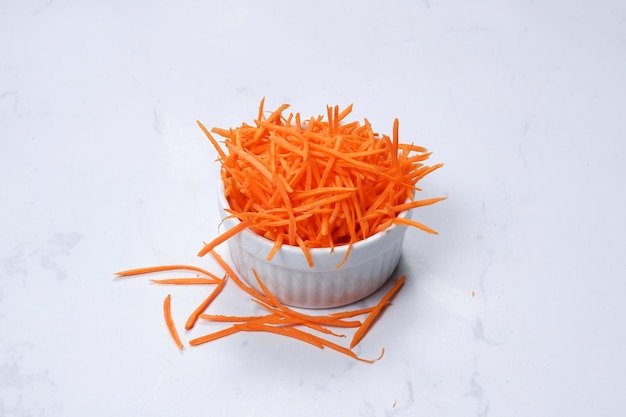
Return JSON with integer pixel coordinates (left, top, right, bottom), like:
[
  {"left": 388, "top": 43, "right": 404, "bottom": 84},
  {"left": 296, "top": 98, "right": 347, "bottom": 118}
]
[
  {"left": 245, "top": 323, "right": 326, "bottom": 348},
  {"left": 163, "top": 294, "right": 184, "bottom": 350},
  {"left": 392, "top": 217, "right": 439, "bottom": 234},
  {"left": 249, "top": 270, "right": 363, "bottom": 328},
  {"left": 225, "top": 141, "right": 274, "bottom": 181},
  {"left": 250, "top": 269, "right": 281, "bottom": 307},
  {"left": 184, "top": 277, "right": 227, "bottom": 330},
  {"left": 150, "top": 278, "right": 221, "bottom": 285},
  {"left": 329, "top": 306, "right": 376, "bottom": 319},
  {"left": 257, "top": 97, "right": 266, "bottom": 121},
  {"left": 209, "top": 250, "right": 269, "bottom": 302},
  {"left": 291, "top": 186, "right": 356, "bottom": 199},
  {"left": 265, "top": 232, "right": 283, "bottom": 261},
  {"left": 244, "top": 323, "right": 383, "bottom": 363},
  {"left": 335, "top": 241, "right": 353, "bottom": 269},
  {"left": 115, "top": 264, "right": 222, "bottom": 281},
  {"left": 251, "top": 298, "right": 361, "bottom": 329},
  {"left": 337, "top": 103, "right": 354, "bottom": 122},
  {"left": 199, "top": 314, "right": 264, "bottom": 322},
  {"left": 197, "top": 220, "right": 249, "bottom": 257},
  {"left": 391, "top": 196, "right": 448, "bottom": 213},
  {"left": 295, "top": 235, "right": 314, "bottom": 268},
  {"left": 197, "top": 120, "right": 227, "bottom": 160},
  {"left": 189, "top": 325, "right": 243, "bottom": 346},
  {"left": 350, "top": 276, "right": 406, "bottom": 348},
  {"left": 189, "top": 314, "right": 282, "bottom": 346}
]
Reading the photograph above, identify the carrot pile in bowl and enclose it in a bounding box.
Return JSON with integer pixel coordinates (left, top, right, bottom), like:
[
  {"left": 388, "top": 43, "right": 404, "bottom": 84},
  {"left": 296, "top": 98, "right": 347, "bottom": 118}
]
[{"left": 197, "top": 99, "right": 444, "bottom": 267}]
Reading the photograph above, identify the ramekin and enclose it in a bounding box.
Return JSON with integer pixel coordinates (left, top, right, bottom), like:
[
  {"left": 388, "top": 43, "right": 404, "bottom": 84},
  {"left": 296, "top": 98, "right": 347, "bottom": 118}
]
[{"left": 217, "top": 180, "right": 411, "bottom": 308}]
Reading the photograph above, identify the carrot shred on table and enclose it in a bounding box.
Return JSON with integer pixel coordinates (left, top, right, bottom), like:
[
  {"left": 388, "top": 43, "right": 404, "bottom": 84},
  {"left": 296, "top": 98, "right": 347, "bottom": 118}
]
[
  {"left": 350, "top": 276, "right": 406, "bottom": 349},
  {"left": 184, "top": 276, "right": 227, "bottom": 331},
  {"left": 150, "top": 278, "right": 221, "bottom": 285},
  {"left": 115, "top": 264, "right": 222, "bottom": 281},
  {"left": 163, "top": 294, "right": 184, "bottom": 351},
  {"left": 189, "top": 314, "right": 283, "bottom": 346},
  {"left": 189, "top": 324, "right": 243, "bottom": 346},
  {"left": 199, "top": 314, "right": 264, "bottom": 322},
  {"left": 197, "top": 101, "right": 444, "bottom": 265},
  {"left": 209, "top": 250, "right": 270, "bottom": 303},
  {"left": 250, "top": 269, "right": 361, "bottom": 328},
  {"left": 243, "top": 323, "right": 384, "bottom": 364},
  {"left": 119, "top": 257, "right": 399, "bottom": 361},
  {"left": 328, "top": 306, "right": 376, "bottom": 319}
]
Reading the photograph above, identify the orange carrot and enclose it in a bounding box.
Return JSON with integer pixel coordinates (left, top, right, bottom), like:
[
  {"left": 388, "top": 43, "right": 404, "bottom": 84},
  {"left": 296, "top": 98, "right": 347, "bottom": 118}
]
[
  {"left": 118, "top": 253, "right": 407, "bottom": 361},
  {"left": 197, "top": 101, "right": 444, "bottom": 265},
  {"left": 116, "top": 264, "right": 222, "bottom": 281},
  {"left": 250, "top": 269, "right": 361, "bottom": 328},
  {"left": 197, "top": 220, "right": 249, "bottom": 257},
  {"left": 163, "top": 294, "right": 184, "bottom": 350},
  {"left": 197, "top": 120, "right": 227, "bottom": 160},
  {"left": 328, "top": 306, "right": 377, "bottom": 319},
  {"left": 209, "top": 250, "right": 269, "bottom": 303},
  {"left": 391, "top": 196, "right": 448, "bottom": 214},
  {"left": 392, "top": 217, "right": 439, "bottom": 235},
  {"left": 350, "top": 276, "right": 406, "bottom": 348},
  {"left": 150, "top": 278, "right": 221, "bottom": 285},
  {"left": 251, "top": 298, "right": 361, "bottom": 329},
  {"left": 184, "top": 276, "right": 227, "bottom": 330},
  {"left": 199, "top": 314, "right": 265, "bottom": 322},
  {"left": 189, "top": 325, "right": 243, "bottom": 346},
  {"left": 243, "top": 322, "right": 384, "bottom": 364},
  {"left": 189, "top": 314, "right": 283, "bottom": 346}
]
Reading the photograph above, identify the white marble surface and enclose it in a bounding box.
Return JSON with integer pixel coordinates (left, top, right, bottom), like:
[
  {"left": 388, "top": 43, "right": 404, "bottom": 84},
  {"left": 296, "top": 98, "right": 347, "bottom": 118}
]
[{"left": 2, "top": 1, "right": 626, "bottom": 416}]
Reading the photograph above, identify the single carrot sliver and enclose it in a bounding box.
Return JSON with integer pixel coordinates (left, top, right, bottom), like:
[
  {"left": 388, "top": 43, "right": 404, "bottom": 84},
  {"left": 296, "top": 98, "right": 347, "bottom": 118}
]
[
  {"left": 350, "top": 276, "right": 406, "bottom": 349},
  {"left": 184, "top": 276, "right": 227, "bottom": 330},
  {"left": 209, "top": 250, "right": 269, "bottom": 302},
  {"left": 197, "top": 220, "right": 249, "bottom": 257},
  {"left": 150, "top": 278, "right": 221, "bottom": 285},
  {"left": 115, "top": 264, "right": 222, "bottom": 281},
  {"left": 163, "top": 294, "right": 184, "bottom": 351}
]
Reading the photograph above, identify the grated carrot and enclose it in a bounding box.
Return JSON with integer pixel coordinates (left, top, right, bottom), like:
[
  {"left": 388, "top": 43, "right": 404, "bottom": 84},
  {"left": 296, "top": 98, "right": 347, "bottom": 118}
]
[
  {"left": 350, "top": 276, "right": 406, "bottom": 349},
  {"left": 184, "top": 276, "right": 227, "bottom": 331},
  {"left": 197, "top": 101, "right": 444, "bottom": 265},
  {"left": 198, "top": 220, "right": 249, "bottom": 257},
  {"left": 163, "top": 294, "right": 184, "bottom": 351},
  {"left": 150, "top": 278, "right": 221, "bottom": 285},
  {"left": 116, "top": 264, "right": 222, "bottom": 281}
]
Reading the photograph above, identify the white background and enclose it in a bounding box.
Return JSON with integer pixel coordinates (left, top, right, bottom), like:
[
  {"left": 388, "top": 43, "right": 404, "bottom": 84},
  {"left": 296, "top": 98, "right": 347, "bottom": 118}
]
[{"left": 1, "top": 1, "right": 625, "bottom": 416}]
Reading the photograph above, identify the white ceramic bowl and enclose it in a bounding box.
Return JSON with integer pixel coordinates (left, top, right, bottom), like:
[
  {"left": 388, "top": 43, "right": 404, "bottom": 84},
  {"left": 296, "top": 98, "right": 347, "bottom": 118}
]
[{"left": 217, "top": 180, "right": 412, "bottom": 308}]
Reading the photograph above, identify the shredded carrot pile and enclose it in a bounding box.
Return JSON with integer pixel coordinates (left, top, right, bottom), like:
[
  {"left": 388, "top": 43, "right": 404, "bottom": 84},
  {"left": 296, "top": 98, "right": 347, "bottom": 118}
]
[
  {"left": 197, "top": 100, "right": 444, "bottom": 265},
  {"left": 115, "top": 253, "right": 405, "bottom": 363}
]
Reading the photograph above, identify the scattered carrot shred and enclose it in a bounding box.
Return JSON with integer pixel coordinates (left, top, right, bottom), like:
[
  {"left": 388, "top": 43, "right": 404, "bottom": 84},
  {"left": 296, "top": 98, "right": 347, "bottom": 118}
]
[
  {"left": 118, "top": 256, "right": 405, "bottom": 362},
  {"left": 184, "top": 276, "right": 226, "bottom": 331},
  {"left": 150, "top": 278, "right": 221, "bottom": 285},
  {"left": 197, "top": 101, "right": 444, "bottom": 264},
  {"left": 163, "top": 294, "right": 184, "bottom": 351},
  {"left": 350, "top": 276, "right": 406, "bottom": 349},
  {"left": 115, "top": 264, "right": 222, "bottom": 281},
  {"left": 198, "top": 314, "right": 263, "bottom": 322}
]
